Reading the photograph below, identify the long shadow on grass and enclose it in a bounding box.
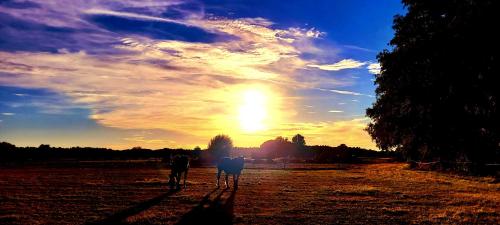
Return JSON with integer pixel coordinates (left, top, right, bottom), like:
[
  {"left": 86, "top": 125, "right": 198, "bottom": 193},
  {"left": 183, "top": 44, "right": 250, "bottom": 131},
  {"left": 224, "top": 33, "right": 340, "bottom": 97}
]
[
  {"left": 175, "top": 188, "right": 236, "bottom": 225},
  {"left": 86, "top": 189, "right": 180, "bottom": 225}
]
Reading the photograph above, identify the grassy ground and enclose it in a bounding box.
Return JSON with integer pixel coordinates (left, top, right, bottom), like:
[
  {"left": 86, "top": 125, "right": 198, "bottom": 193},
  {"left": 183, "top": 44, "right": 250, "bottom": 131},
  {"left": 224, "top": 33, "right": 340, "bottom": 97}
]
[{"left": 0, "top": 162, "right": 498, "bottom": 224}]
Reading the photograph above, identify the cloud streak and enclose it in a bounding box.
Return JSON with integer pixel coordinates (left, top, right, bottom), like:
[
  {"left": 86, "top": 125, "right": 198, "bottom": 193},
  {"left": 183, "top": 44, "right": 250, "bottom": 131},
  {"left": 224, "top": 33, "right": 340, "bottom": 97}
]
[
  {"left": 318, "top": 88, "right": 374, "bottom": 98},
  {"left": 308, "top": 59, "right": 366, "bottom": 71},
  {"left": 367, "top": 63, "right": 381, "bottom": 74}
]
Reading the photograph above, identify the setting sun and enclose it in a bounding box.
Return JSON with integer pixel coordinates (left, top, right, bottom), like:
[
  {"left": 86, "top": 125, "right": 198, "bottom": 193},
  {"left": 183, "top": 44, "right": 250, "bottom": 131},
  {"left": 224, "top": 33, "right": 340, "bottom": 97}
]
[{"left": 239, "top": 89, "right": 268, "bottom": 132}]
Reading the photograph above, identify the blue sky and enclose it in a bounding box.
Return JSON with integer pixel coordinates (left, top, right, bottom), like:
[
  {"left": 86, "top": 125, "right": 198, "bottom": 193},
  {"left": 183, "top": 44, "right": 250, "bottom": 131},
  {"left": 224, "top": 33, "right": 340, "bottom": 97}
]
[{"left": 0, "top": 0, "right": 404, "bottom": 149}]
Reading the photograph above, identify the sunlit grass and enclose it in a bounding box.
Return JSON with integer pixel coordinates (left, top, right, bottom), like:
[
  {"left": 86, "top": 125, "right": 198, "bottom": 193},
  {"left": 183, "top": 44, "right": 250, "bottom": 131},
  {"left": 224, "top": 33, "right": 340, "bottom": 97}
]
[{"left": 1, "top": 163, "right": 498, "bottom": 224}]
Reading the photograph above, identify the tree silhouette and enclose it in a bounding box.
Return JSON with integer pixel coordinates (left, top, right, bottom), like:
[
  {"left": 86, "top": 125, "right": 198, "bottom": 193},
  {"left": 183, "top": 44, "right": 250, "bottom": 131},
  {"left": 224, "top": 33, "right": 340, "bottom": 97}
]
[
  {"left": 207, "top": 135, "right": 233, "bottom": 160},
  {"left": 367, "top": 0, "right": 499, "bottom": 166},
  {"left": 292, "top": 134, "right": 306, "bottom": 147},
  {"left": 275, "top": 136, "right": 288, "bottom": 143},
  {"left": 292, "top": 134, "right": 306, "bottom": 156},
  {"left": 260, "top": 136, "right": 296, "bottom": 159},
  {"left": 0, "top": 142, "right": 16, "bottom": 151},
  {"left": 38, "top": 144, "right": 50, "bottom": 151}
]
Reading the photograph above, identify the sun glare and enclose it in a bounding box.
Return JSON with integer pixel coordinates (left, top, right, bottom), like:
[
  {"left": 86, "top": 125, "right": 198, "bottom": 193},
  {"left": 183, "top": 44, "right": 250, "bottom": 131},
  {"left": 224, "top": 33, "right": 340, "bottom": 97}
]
[{"left": 239, "top": 89, "right": 268, "bottom": 132}]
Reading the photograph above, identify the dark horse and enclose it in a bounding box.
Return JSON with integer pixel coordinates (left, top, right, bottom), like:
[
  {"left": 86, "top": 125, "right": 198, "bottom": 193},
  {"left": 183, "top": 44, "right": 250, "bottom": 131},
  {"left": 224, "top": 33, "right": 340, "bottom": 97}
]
[
  {"left": 216, "top": 156, "right": 244, "bottom": 189},
  {"left": 169, "top": 155, "right": 189, "bottom": 189}
]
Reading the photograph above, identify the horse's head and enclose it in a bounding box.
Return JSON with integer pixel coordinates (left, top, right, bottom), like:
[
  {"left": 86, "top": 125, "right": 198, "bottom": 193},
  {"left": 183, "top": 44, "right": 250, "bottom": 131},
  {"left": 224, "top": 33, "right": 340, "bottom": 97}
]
[{"left": 236, "top": 156, "right": 245, "bottom": 168}]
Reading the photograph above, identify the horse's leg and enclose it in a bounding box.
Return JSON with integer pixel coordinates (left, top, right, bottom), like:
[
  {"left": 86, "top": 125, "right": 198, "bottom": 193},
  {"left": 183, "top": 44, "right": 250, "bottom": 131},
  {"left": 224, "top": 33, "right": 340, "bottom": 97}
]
[
  {"left": 234, "top": 174, "right": 239, "bottom": 190},
  {"left": 176, "top": 172, "right": 181, "bottom": 189},
  {"left": 216, "top": 169, "right": 221, "bottom": 188},
  {"left": 183, "top": 169, "right": 188, "bottom": 189},
  {"left": 233, "top": 174, "right": 237, "bottom": 189},
  {"left": 225, "top": 173, "right": 229, "bottom": 189},
  {"left": 168, "top": 172, "right": 175, "bottom": 189}
]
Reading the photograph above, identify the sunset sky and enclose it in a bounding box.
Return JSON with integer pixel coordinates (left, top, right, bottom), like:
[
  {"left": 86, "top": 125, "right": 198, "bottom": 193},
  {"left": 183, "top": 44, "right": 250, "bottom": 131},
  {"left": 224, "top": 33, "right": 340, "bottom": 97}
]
[{"left": 0, "top": 0, "right": 404, "bottom": 149}]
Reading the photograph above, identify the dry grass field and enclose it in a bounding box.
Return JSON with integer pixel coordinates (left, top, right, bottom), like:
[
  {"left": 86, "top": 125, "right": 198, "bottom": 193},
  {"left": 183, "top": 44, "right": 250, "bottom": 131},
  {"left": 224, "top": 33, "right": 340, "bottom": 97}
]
[{"left": 0, "top": 161, "right": 499, "bottom": 225}]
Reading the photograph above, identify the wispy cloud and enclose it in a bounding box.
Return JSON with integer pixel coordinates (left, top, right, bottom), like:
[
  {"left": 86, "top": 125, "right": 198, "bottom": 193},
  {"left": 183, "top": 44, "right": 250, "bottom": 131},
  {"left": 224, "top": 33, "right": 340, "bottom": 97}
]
[
  {"left": 2, "top": 113, "right": 15, "bottom": 116},
  {"left": 328, "top": 110, "right": 343, "bottom": 113},
  {"left": 308, "top": 59, "right": 366, "bottom": 71},
  {"left": 329, "top": 89, "right": 363, "bottom": 95},
  {"left": 83, "top": 9, "right": 193, "bottom": 26},
  {"left": 308, "top": 59, "right": 381, "bottom": 75},
  {"left": 342, "top": 45, "right": 375, "bottom": 52},
  {"left": 367, "top": 63, "right": 381, "bottom": 74},
  {"left": 318, "top": 88, "right": 374, "bottom": 98}
]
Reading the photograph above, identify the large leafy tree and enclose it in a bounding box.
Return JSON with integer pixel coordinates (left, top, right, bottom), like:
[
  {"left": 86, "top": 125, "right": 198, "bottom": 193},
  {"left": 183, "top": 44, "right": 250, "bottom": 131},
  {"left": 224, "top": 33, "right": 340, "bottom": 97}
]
[
  {"left": 292, "top": 134, "right": 307, "bottom": 156},
  {"left": 207, "top": 134, "right": 233, "bottom": 160},
  {"left": 367, "top": 0, "right": 499, "bottom": 164},
  {"left": 260, "top": 136, "right": 296, "bottom": 159},
  {"left": 292, "top": 134, "right": 306, "bottom": 147}
]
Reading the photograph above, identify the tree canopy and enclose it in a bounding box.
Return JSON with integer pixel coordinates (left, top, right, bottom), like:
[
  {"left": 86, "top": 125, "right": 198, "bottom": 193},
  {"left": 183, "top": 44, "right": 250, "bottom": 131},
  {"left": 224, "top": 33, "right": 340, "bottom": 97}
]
[
  {"left": 207, "top": 134, "right": 233, "bottom": 160},
  {"left": 367, "top": 0, "right": 499, "bottom": 165},
  {"left": 292, "top": 134, "right": 306, "bottom": 147},
  {"left": 259, "top": 136, "right": 296, "bottom": 159}
]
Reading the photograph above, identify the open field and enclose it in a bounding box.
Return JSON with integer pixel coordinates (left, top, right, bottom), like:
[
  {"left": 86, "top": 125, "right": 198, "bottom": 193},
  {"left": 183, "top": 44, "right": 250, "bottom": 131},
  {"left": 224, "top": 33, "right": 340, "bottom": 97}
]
[{"left": 0, "top": 162, "right": 499, "bottom": 225}]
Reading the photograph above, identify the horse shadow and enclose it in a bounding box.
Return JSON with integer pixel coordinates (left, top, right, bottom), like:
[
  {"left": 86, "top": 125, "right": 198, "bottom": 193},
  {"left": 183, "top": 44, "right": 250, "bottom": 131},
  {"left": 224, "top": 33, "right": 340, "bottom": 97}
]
[
  {"left": 175, "top": 188, "right": 237, "bottom": 225},
  {"left": 86, "top": 189, "right": 180, "bottom": 225}
]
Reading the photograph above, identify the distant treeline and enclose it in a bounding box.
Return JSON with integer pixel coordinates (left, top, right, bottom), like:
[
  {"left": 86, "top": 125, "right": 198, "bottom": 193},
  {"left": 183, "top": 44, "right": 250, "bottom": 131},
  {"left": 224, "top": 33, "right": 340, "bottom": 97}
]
[
  {"left": 0, "top": 142, "right": 191, "bottom": 162},
  {"left": 0, "top": 139, "right": 391, "bottom": 164},
  {"left": 234, "top": 144, "right": 392, "bottom": 163}
]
